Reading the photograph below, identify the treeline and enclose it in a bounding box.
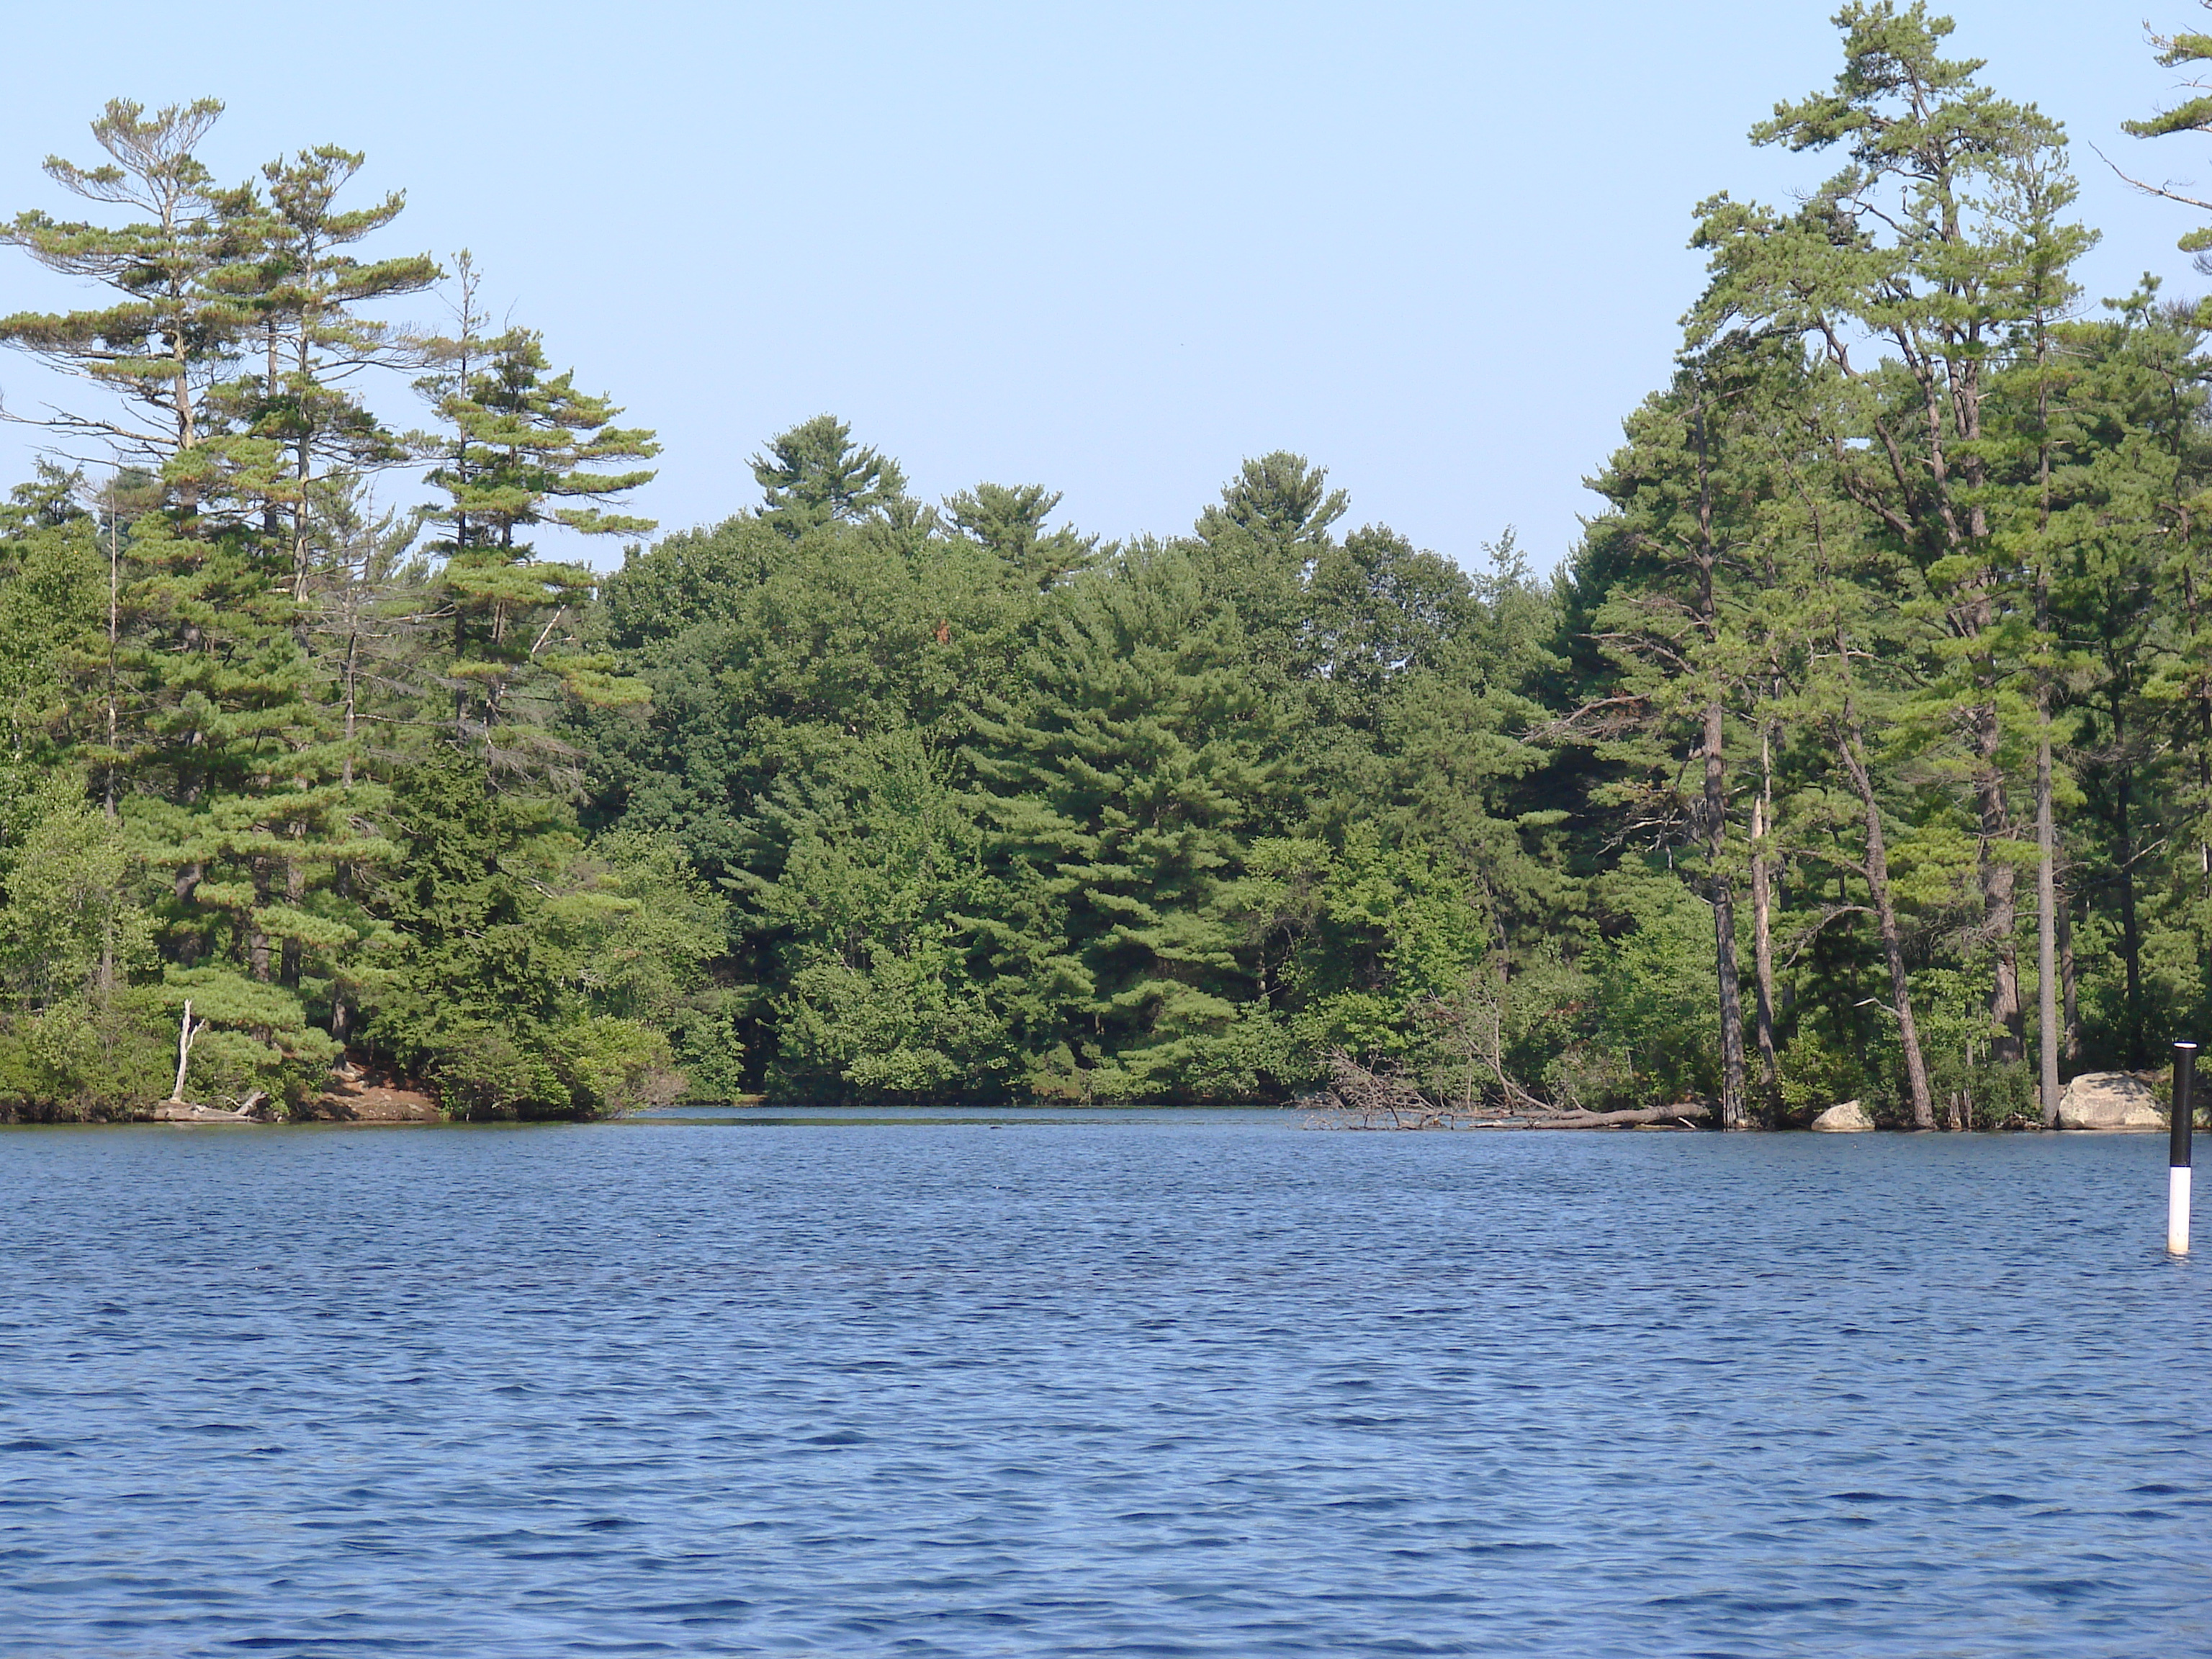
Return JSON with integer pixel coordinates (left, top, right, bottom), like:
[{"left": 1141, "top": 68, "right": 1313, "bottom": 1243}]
[{"left": 4, "top": 4, "right": 2212, "bottom": 1123}]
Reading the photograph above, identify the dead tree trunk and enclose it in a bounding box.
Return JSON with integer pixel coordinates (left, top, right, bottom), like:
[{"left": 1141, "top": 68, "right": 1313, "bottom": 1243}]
[{"left": 168, "top": 1000, "right": 207, "bottom": 1105}]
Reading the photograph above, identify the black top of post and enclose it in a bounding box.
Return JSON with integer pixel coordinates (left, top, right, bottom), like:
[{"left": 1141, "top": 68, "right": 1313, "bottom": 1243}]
[{"left": 2175, "top": 1041, "right": 2197, "bottom": 1170}]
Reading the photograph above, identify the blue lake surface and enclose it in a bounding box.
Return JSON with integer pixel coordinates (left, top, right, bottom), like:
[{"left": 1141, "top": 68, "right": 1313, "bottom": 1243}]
[{"left": 1, "top": 1110, "right": 2208, "bottom": 1657}]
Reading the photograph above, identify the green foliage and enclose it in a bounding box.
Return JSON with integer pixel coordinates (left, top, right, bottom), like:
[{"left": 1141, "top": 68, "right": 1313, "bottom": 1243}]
[
  {"left": 0, "top": 99, "right": 246, "bottom": 464},
  {"left": 412, "top": 256, "right": 655, "bottom": 770},
  {"left": 752, "top": 730, "right": 1016, "bottom": 1100},
  {"left": 975, "top": 545, "right": 1283, "bottom": 1099},
  {"left": 752, "top": 414, "right": 909, "bottom": 536},
  {"left": 1244, "top": 829, "right": 1488, "bottom": 1074},
  {"left": 944, "top": 482, "right": 1097, "bottom": 592},
  {"left": 0, "top": 469, "right": 106, "bottom": 752},
  {"left": 5, "top": 28, "right": 2212, "bottom": 1131},
  {"left": 585, "top": 431, "right": 1565, "bottom": 1107},
  {"left": 0, "top": 758, "right": 167, "bottom": 1115},
  {"left": 359, "top": 751, "right": 715, "bottom": 1117},
  {"left": 1587, "top": 862, "right": 1722, "bottom": 1106}
]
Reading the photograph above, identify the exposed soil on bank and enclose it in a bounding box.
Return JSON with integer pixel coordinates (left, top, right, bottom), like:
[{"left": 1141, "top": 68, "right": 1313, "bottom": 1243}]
[{"left": 297, "top": 1074, "right": 442, "bottom": 1122}]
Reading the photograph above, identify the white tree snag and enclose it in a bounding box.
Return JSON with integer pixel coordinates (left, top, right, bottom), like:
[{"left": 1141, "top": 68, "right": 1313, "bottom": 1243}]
[{"left": 168, "top": 999, "right": 207, "bottom": 1105}]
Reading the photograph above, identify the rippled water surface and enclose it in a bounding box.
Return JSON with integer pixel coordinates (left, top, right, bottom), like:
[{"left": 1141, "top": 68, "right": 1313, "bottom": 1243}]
[{"left": 3, "top": 1111, "right": 2208, "bottom": 1657}]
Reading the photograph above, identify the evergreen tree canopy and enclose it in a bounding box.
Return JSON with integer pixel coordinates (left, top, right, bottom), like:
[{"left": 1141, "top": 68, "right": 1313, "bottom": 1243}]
[{"left": 2, "top": 13, "right": 2210, "bottom": 1128}]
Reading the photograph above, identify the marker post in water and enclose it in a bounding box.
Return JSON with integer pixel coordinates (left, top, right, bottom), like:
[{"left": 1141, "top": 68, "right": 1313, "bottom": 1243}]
[{"left": 2172, "top": 1041, "right": 2196, "bottom": 1258}]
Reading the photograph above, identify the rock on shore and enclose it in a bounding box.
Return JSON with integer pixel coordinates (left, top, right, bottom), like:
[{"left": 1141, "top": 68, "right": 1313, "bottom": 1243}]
[
  {"left": 1809, "top": 1100, "right": 1875, "bottom": 1133},
  {"left": 2055, "top": 1072, "right": 2165, "bottom": 1131}
]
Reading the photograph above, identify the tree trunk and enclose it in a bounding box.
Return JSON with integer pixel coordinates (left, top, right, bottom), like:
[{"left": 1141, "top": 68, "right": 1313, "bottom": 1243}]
[
  {"left": 292, "top": 327, "right": 314, "bottom": 602},
  {"left": 2180, "top": 552, "right": 2209, "bottom": 935},
  {"left": 2057, "top": 882, "right": 2082, "bottom": 1064},
  {"left": 100, "top": 493, "right": 121, "bottom": 997},
  {"left": 1704, "top": 700, "right": 1750, "bottom": 1128},
  {"left": 333, "top": 642, "right": 354, "bottom": 1050},
  {"left": 280, "top": 825, "right": 305, "bottom": 989},
  {"left": 1683, "top": 395, "right": 1749, "bottom": 1130},
  {"left": 1836, "top": 699, "right": 1935, "bottom": 1128},
  {"left": 173, "top": 861, "right": 204, "bottom": 968},
  {"left": 2033, "top": 415, "right": 2059, "bottom": 1121},
  {"left": 1977, "top": 709, "right": 2024, "bottom": 1065},
  {"left": 1750, "top": 719, "right": 1780, "bottom": 1094},
  {"left": 342, "top": 625, "right": 360, "bottom": 788},
  {"left": 2114, "top": 700, "right": 2146, "bottom": 1068},
  {"left": 248, "top": 858, "right": 271, "bottom": 984},
  {"left": 2036, "top": 711, "right": 2061, "bottom": 1126},
  {"left": 2202, "top": 674, "right": 2211, "bottom": 1017},
  {"left": 454, "top": 608, "right": 469, "bottom": 740}
]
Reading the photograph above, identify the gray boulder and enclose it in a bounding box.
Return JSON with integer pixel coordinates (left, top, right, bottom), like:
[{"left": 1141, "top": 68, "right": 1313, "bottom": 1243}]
[
  {"left": 2055, "top": 1071, "right": 2166, "bottom": 1131},
  {"left": 1809, "top": 1100, "right": 1875, "bottom": 1133}
]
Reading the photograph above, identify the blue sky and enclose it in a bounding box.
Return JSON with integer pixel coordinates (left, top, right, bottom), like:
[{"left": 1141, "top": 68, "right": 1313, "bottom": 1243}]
[{"left": 0, "top": 1, "right": 2202, "bottom": 570}]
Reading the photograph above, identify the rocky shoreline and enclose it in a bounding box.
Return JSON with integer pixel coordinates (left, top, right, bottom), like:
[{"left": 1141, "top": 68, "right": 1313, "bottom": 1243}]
[{"left": 1807, "top": 1071, "right": 2175, "bottom": 1133}]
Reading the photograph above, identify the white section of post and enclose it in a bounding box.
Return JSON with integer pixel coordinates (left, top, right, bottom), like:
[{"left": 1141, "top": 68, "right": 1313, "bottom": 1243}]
[{"left": 2171, "top": 1041, "right": 2195, "bottom": 1259}]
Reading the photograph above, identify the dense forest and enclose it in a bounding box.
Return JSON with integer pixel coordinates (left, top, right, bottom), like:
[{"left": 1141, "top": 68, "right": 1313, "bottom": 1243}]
[{"left": 4, "top": 3, "right": 2212, "bottom": 1125}]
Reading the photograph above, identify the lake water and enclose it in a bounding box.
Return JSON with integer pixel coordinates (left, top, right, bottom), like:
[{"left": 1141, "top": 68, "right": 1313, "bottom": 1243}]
[{"left": 1, "top": 1110, "right": 2207, "bottom": 1657}]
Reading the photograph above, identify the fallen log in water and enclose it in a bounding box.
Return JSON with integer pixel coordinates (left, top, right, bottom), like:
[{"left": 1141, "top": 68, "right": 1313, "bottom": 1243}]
[
  {"left": 150, "top": 1100, "right": 257, "bottom": 1123},
  {"left": 1308, "top": 1098, "right": 1712, "bottom": 1130},
  {"left": 1310, "top": 1052, "right": 1713, "bottom": 1130},
  {"left": 1525, "top": 1101, "right": 1712, "bottom": 1129}
]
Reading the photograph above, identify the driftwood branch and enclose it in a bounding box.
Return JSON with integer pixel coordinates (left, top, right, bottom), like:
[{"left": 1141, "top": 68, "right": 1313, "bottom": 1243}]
[{"left": 1310, "top": 1052, "right": 1710, "bottom": 1131}]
